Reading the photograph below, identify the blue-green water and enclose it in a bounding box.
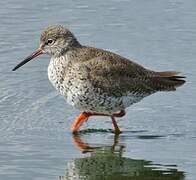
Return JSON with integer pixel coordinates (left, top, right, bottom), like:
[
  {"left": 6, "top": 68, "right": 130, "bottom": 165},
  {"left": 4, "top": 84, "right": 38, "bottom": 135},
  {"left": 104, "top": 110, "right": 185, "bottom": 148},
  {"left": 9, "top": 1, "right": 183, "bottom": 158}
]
[{"left": 0, "top": 0, "right": 195, "bottom": 179}]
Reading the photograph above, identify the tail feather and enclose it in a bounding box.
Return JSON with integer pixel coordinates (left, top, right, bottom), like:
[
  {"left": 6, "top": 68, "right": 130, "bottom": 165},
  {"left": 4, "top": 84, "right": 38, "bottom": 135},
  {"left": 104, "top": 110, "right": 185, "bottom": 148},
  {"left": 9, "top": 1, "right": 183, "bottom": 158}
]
[
  {"left": 150, "top": 71, "right": 186, "bottom": 91},
  {"left": 157, "top": 71, "right": 180, "bottom": 77}
]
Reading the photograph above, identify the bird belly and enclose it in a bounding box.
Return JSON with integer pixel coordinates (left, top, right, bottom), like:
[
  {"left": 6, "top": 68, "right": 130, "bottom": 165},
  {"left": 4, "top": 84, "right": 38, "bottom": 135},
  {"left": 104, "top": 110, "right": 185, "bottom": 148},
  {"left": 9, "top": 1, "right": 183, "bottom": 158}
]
[{"left": 65, "top": 84, "right": 145, "bottom": 114}]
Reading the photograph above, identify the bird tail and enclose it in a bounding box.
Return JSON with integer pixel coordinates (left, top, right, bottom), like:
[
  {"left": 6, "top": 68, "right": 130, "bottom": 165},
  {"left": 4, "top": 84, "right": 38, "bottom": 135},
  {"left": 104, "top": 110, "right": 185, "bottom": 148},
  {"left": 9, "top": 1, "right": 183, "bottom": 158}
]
[{"left": 150, "top": 71, "right": 186, "bottom": 91}]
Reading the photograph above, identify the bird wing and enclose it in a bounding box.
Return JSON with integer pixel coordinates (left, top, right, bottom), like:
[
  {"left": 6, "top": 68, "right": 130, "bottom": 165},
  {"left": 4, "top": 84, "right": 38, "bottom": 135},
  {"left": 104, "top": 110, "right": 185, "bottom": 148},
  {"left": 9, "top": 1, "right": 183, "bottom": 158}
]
[
  {"left": 80, "top": 53, "right": 155, "bottom": 97},
  {"left": 71, "top": 47, "right": 185, "bottom": 97}
]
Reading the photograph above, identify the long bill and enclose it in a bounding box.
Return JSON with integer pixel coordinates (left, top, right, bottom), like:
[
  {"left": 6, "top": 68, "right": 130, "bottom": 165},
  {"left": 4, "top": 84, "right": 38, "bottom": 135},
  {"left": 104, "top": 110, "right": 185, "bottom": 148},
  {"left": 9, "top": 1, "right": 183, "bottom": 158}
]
[{"left": 12, "top": 49, "right": 44, "bottom": 71}]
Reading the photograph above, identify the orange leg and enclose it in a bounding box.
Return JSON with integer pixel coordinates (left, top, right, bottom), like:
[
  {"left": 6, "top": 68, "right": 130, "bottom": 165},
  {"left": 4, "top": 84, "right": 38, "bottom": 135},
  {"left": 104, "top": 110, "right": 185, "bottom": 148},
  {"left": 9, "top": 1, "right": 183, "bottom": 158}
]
[
  {"left": 71, "top": 112, "right": 91, "bottom": 133},
  {"left": 71, "top": 110, "right": 125, "bottom": 133},
  {"left": 113, "top": 110, "right": 125, "bottom": 117}
]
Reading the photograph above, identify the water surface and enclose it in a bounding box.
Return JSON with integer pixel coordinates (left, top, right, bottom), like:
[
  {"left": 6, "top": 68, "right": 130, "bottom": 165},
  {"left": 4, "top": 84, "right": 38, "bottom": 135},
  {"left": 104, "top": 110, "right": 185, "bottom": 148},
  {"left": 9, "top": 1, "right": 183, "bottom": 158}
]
[{"left": 0, "top": 0, "right": 196, "bottom": 179}]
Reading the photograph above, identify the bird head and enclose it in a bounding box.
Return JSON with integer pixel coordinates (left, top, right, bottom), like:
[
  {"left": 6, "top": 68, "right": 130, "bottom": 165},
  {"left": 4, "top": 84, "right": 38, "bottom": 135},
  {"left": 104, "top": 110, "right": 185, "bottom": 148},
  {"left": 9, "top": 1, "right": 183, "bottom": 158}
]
[{"left": 12, "top": 25, "right": 80, "bottom": 71}]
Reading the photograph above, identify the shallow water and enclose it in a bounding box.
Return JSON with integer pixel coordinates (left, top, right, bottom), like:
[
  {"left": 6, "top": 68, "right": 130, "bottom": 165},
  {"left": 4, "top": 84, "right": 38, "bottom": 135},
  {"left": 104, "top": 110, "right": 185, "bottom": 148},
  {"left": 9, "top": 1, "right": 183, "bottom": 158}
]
[{"left": 0, "top": 0, "right": 196, "bottom": 179}]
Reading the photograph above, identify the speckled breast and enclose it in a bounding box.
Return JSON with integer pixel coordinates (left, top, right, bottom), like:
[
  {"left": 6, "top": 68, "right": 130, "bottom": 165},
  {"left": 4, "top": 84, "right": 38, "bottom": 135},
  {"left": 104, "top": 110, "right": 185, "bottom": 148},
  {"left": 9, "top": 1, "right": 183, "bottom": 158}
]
[{"left": 48, "top": 56, "right": 69, "bottom": 96}]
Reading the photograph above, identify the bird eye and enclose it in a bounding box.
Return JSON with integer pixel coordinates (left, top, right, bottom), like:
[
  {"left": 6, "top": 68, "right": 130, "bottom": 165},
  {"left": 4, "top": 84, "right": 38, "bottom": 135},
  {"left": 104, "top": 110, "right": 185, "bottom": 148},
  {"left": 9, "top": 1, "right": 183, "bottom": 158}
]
[{"left": 47, "top": 39, "right": 54, "bottom": 45}]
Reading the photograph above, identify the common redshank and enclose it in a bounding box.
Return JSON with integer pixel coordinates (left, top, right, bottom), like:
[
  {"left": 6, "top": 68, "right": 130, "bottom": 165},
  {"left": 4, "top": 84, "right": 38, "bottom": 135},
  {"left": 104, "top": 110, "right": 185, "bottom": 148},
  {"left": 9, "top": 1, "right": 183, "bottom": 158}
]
[{"left": 13, "top": 25, "right": 185, "bottom": 133}]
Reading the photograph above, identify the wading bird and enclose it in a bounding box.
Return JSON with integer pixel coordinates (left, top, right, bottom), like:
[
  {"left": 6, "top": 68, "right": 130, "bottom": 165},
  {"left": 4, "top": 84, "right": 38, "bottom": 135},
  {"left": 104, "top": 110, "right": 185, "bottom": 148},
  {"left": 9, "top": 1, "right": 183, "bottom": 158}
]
[{"left": 13, "top": 25, "right": 185, "bottom": 133}]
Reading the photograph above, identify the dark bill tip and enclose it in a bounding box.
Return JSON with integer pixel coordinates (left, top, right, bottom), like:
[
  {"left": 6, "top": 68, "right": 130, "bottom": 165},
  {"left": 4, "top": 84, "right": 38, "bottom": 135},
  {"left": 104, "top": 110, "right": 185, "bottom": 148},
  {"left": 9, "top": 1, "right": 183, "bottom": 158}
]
[{"left": 12, "top": 49, "right": 43, "bottom": 71}]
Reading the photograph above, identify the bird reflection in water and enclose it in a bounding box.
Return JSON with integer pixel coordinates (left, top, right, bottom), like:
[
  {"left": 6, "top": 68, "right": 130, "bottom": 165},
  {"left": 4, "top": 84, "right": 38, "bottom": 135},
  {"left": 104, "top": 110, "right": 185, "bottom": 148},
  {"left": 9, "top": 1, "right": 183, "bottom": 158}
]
[{"left": 60, "top": 133, "right": 184, "bottom": 180}]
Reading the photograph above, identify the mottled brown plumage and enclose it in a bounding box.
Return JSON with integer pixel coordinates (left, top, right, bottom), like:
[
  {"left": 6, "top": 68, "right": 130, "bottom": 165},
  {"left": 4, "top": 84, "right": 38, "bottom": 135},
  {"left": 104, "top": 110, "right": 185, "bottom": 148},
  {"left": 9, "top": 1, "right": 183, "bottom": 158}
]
[
  {"left": 60, "top": 46, "right": 185, "bottom": 96},
  {"left": 13, "top": 25, "right": 186, "bottom": 133}
]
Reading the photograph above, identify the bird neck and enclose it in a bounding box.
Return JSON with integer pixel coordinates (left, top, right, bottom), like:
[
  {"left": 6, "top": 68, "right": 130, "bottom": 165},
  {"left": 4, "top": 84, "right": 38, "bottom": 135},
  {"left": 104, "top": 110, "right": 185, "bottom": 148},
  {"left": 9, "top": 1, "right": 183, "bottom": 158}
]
[
  {"left": 53, "top": 37, "right": 81, "bottom": 58},
  {"left": 68, "top": 37, "right": 81, "bottom": 48}
]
